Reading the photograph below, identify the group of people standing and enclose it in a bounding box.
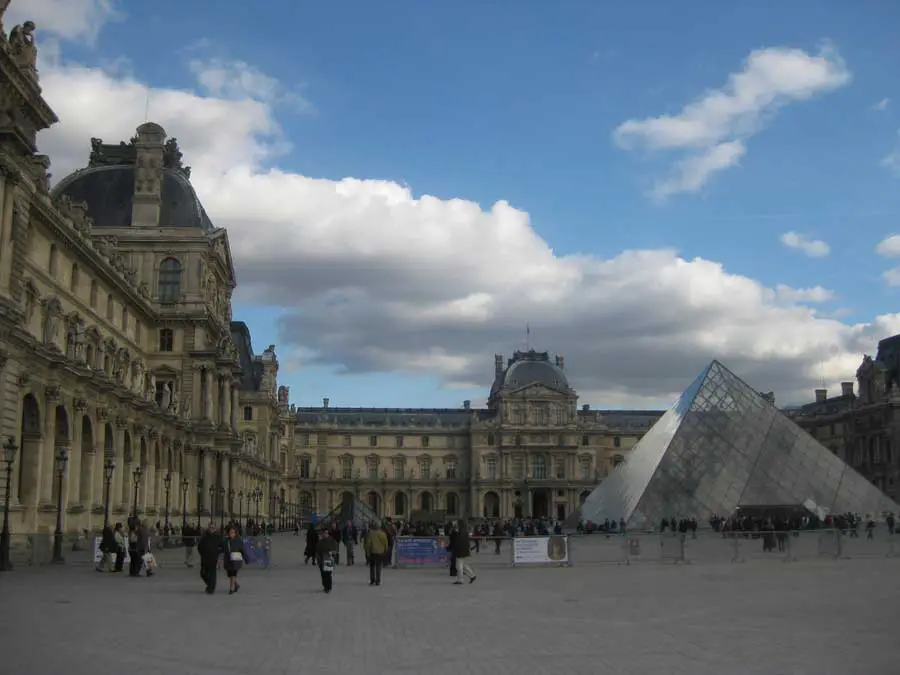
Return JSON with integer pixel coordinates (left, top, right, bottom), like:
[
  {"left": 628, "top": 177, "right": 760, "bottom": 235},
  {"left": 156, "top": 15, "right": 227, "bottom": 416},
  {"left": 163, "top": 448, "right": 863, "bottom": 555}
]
[
  {"left": 95, "top": 517, "right": 155, "bottom": 577},
  {"left": 304, "top": 519, "right": 391, "bottom": 592}
]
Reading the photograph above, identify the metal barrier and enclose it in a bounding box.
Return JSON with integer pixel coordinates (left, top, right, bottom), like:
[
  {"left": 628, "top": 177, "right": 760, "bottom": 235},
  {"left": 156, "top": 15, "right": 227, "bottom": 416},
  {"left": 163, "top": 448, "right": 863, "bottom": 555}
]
[{"left": 387, "top": 530, "right": 900, "bottom": 570}]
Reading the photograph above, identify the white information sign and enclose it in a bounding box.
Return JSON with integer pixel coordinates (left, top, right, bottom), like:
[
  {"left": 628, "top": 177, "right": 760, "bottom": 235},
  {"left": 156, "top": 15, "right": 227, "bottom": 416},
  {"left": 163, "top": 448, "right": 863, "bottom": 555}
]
[{"left": 512, "top": 535, "right": 569, "bottom": 565}]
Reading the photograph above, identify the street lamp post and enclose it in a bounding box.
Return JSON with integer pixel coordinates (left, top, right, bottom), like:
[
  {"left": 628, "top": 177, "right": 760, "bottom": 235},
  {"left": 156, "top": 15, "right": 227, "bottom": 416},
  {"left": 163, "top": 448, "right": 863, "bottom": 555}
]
[
  {"left": 102, "top": 457, "right": 115, "bottom": 529},
  {"left": 0, "top": 437, "right": 18, "bottom": 571},
  {"left": 228, "top": 488, "right": 235, "bottom": 525},
  {"left": 180, "top": 477, "right": 190, "bottom": 529},
  {"left": 280, "top": 503, "right": 285, "bottom": 531},
  {"left": 209, "top": 484, "right": 216, "bottom": 522},
  {"left": 51, "top": 447, "right": 69, "bottom": 564},
  {"left": 245, "top": 490, "right": 251, "bottom": 530},
  {"left": 163, "top": 472, "right": 172, "bottom": 540},
  {"left": 131, "top": 466, "right": 143, "bottom": 520}
]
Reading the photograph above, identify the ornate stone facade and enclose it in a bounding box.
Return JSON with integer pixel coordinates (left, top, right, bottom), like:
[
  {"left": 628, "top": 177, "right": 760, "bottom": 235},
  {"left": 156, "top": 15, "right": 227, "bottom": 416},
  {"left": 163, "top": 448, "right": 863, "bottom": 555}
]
[
  {"left": 789, "top": 334, "right": 900, "bottom": 503},
  {"left": 292, "top": 350, "right": 663, "bottom": 520},
  {"left": 0, "top": 17, "right": 289, "bottom": 536}
]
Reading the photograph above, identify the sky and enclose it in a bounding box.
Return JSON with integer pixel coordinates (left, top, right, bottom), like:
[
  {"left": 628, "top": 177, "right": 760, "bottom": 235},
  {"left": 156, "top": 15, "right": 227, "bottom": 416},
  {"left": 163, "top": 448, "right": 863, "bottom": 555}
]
[{"left": 10, "top": 0, "right": 900, "bottom": 410}]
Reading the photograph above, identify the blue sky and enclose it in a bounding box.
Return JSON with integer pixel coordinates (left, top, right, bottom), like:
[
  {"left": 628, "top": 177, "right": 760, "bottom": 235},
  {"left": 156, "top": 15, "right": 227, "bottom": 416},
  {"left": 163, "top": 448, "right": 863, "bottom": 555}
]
[{"left": 26, "top": 0, "right": 900, "bottom": 409}]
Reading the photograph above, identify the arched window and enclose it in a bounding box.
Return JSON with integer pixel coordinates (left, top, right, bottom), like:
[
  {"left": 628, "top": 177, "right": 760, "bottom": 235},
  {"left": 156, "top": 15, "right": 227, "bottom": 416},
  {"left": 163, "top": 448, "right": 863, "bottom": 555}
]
[
  {"left": 89, "top": 280, "right": 98, "bottom": 308},
  {"left": 158, "top": 258, "right": 182, "bottom": 304},
  {"left": 70, "top": 263, "right": 79, "bottom": 291}
]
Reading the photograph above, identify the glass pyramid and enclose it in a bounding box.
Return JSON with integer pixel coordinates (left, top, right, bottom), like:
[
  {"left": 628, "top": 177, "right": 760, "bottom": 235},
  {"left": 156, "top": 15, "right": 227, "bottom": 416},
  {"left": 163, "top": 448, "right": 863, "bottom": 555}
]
[{"left": 575, "top": 360, "right": 900, "bottom": 529}]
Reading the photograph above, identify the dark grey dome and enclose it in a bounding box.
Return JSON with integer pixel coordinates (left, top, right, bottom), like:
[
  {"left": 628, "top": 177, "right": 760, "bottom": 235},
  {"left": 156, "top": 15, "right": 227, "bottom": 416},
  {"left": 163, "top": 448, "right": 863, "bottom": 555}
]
[
  {"left": 491, "top": 350, "right": 570, "bottom": 395},
  {"left": 51, "top": 166, "right": 214, "bottom": 230}
]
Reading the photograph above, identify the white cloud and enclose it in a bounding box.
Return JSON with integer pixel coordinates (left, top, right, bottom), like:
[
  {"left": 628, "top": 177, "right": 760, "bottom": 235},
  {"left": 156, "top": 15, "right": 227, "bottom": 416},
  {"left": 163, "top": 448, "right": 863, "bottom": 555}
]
[
  {"left": 875, "top": 235, "right": 900, "bottom": 258},
  {"left": 30, "top": 33, "right": 900, "bottom": 407},
  {"left": 614, "top": 45, "right": 851, "bottom": 199},
  {"left": 873, "top": 98, "right": 890, "bottom": 111},
  {"left": 779, "top": 232, "right": 830, "bottom": 258},
  {"left": 6, "top": 0, "right": 122, "bottom": 45},
  {"left": 774, "top": 285, "right": 834, "bottom": 303},
  {"left": 883, "top": 268, "right": 900, "bottom": 287},
  {"left": 189, "top": 58, "right": 313, "bottom": 114}
]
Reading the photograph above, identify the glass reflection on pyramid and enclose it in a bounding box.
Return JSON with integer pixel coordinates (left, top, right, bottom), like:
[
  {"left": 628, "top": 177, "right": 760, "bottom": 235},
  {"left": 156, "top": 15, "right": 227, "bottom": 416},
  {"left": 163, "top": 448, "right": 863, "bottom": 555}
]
[{"left": 576, "top": 360, "right": 900, "bottom": 530}]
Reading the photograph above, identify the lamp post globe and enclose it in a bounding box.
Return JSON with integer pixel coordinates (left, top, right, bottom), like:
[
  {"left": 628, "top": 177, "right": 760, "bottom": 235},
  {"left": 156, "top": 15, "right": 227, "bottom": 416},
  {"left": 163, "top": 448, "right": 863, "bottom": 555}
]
[
  {"left": 1, "top": 437, "right": 19, "bottom": 571},
  {"left": 51, "top": 446, "right": 69, "bottom": 564},
  {"left": 102, "top": 457, "right": 116, "bottom": 529}
]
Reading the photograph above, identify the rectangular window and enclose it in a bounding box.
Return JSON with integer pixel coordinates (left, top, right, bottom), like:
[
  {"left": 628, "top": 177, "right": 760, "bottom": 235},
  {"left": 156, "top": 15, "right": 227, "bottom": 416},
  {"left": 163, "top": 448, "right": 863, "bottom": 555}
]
[
  {"left": 367, "top": 457, "right": 378, "bottom": 480},
  {"left": 369, "top": 435, "right": 378, "bottom": 447},
  {"left": 555, "top": 458, "right": 566, "bottom": 479},
  {"left": 421, "top": 436, "right": 429, "bottom": 448},
  {"left": 582, "top": 435, "right": 589, "bottom": 447},
  {"left": 121, "top": 307, "right": 129, "bottom": 334},
  {"left": 343, "top": 435, "right": 351, "bottom": 447},
  {"left": 420, "top": 459, "right": 431, "bottom": 480},
  {"left": 486, "top": 456, "right": 497, "bottom": 480},
  {"left": 341, "top": 457, "right": 352, "bottom": 480},
  {"left": 580, "top": 458, "right": 591, "bottom": 481},
  {"left": 299, "top": 456, "right": 310, "bottom": 479},
  {"left": 446, "top": 460, "right": 457, "bottom": 480},
  {"left": 613, "top": 436, "right": 621, "bottom": 448},
  {"left": 301, "top": 434, "right": 310, "bottom": 447},
  {"left": 159, "top": 329, "right": 174, "bottom": 352},
  {"left": 395, "top": 436, "right": 404, "bottom": 448},
  {"left": 243, "top": 406, "right": 253, "bottom": 421},
  {"left": 393, "top": 461, "right": 404, "bottom": 480}
]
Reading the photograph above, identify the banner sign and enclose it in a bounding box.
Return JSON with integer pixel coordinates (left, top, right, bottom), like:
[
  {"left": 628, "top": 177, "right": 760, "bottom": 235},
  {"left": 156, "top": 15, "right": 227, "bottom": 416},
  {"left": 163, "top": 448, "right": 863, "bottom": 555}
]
[
  {"left": 396, "top": 536, "right": 451, "bottom": 565},
  {"left": 513, "top": 535, "right": 569, "bottom": 565},
  {"left": 92, "top": 536, "right": 131, "bottom": 564},
  {"left": 242, "top": 537, "right": 270, "bottom": 568}
]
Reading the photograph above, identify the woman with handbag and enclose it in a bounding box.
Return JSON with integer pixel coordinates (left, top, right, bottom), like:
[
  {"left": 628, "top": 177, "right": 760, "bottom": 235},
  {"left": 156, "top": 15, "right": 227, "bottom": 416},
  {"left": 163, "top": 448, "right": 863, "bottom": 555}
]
[{"left": 223, "top": 525, "right": 247, "bottom": 595}]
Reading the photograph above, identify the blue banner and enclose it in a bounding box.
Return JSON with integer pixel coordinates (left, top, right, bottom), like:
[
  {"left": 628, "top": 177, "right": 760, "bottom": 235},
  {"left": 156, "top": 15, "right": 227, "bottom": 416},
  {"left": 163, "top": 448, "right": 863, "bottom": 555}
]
[
  {"left": 396, "top": 536, "right": 450, "bottom": 565},
  {"left": 242, "top": 537, "right": 270, "bottom": 568}
]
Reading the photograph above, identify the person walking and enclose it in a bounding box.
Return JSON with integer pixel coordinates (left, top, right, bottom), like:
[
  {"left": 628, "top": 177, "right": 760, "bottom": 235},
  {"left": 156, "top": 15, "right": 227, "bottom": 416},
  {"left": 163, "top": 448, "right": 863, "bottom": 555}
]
[
  {"left": 449, "top": 519, "right": 476, "bottom": 585},
  {"left": 223, "top": 525, "right": 247, "bottom": 595},
  {"left": 315, "top": 529, "right": 339, "bottom": 593},
  {"left": 197, "top": 522, "right": 223, "bottom": 594},
  {"left": 363, "top": 521, "right": 389, "bottom": 586},
  {"left": 304, "top": 522, "right": 318, "bottom": 565}
]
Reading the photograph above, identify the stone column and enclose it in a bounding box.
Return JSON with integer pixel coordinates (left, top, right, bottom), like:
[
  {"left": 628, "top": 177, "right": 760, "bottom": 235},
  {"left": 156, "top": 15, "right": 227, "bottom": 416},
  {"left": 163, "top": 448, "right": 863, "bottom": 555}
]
[
  {"left": 230, "top": 384, "right": 239, "bottom": 431},
  {"left": 203, "top": 368, "right": 213, "bottom": 420},
  {"left": 66, "top": 410, "right": 83, "bottom": 527},
  {"left": 39, "top": 389, "right": 59, "bottom": 504},
  {"left": 222, "top": 378, "right": 233, "bottom": 429},
  {"left": 113, "top": 427, "right": 126, "bottom": 509}
]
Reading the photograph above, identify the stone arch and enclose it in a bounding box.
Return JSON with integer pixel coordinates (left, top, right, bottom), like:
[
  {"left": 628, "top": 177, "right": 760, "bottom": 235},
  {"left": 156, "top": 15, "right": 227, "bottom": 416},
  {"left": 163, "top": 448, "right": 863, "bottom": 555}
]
[
  {"left": 103, "top": 422, "right": 115, "bottom": 454},
  {"left": 419, "top": 490, "right": 433, "bottom": 512},
  {"left": 78, "top": 414, "right": 94, "bottom": 505},
  {"left": 393, "top": 491, "right": 406, "bottom": 516},
  {"left": 49, "top": 404, "right": 70, "bottom": 504},
  {"left": 54, "top": 403, "right": 70, "bottom": 446},
  {"left": 483, "top": 490, "right": 500, "bottom": 519},
  {"left": 17, "top": 393, "right": 42, "bottom": 504}
]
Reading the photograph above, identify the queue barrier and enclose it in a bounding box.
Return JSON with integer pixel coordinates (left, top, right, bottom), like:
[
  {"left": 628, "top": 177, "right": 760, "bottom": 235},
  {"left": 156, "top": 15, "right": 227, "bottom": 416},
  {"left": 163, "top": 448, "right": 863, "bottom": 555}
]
[{"left": 387, "top": 530, "right": 900, "bottom": 570}]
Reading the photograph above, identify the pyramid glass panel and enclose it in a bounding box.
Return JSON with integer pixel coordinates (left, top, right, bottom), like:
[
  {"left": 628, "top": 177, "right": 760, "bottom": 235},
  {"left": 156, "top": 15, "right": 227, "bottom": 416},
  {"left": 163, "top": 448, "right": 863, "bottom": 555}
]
[{"left": 573, "top": 360, "right": 900, "bottom": 530}]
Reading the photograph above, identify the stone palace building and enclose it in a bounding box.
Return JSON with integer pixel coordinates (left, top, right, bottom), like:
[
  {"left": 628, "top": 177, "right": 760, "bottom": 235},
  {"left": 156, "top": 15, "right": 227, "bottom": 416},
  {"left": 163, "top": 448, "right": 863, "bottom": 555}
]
[{"left": 0, "top": 17, "right": 663, "bottom": 537}]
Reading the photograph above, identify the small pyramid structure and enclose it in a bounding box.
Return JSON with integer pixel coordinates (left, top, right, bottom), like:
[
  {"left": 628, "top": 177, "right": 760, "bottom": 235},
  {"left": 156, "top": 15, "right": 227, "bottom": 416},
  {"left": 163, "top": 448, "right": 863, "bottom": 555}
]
[
  {"left": 317, "top": 492, "right": 380, "bottom": 529},
  {"left": 573, "top": 360, "right": 900, "bottom": 529}
]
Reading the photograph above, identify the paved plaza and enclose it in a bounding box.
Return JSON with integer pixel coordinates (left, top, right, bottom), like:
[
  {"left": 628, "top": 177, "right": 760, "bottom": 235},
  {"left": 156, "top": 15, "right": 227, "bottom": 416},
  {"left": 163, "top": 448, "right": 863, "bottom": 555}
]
[{"left": 1, "top": 533, "right": 898, "bottom": 675}]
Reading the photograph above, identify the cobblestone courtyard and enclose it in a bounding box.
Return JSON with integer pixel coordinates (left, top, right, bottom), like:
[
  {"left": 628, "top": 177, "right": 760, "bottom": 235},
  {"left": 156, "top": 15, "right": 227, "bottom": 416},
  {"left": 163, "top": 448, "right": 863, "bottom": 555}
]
[{"left": 1, "top": 535, "right": 898, "bottom": 675}]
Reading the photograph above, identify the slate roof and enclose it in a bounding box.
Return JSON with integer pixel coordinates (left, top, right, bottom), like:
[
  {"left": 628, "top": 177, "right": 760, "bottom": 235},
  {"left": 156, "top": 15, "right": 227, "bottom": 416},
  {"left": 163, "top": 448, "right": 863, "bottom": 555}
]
[{"left": 231, "top": 321, "right": 264, "bottom": 392}]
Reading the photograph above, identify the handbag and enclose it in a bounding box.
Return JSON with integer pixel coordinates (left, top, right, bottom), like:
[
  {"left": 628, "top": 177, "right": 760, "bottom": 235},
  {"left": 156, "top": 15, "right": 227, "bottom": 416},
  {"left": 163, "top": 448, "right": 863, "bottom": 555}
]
[{"left": 230, "top": 551, "right": 243, "bottom": 562}]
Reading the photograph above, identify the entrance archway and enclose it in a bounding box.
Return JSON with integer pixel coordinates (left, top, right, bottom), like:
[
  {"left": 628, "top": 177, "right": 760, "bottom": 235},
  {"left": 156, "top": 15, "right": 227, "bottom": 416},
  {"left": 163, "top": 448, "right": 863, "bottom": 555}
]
[
  {"left": 419, "top": 491, "right": 433, "bottom": 512},
  {"left": 532, "top": 489, "right": 549, "bottom": 519},
  {"left": 367, "top": 491, "right": 380, "bottom": 515},
  {"left": 483, "top": 491, "right": 499, "bottom": 518},
  {"left": 78, "top": 415, "right": 93, "bottom": 505},
  {"left": 445, "top": 492, "right": 459, "bottom": 517},
  {"left": 556, "top": 503, "right": 566, "bottom": 520}
]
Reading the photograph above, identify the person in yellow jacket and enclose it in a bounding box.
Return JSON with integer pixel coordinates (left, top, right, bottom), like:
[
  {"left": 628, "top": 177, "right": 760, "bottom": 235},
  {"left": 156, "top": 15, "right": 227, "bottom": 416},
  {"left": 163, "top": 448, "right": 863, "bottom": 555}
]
[{"left": 363, "top": 521, "right": 389, "bottom": 586}]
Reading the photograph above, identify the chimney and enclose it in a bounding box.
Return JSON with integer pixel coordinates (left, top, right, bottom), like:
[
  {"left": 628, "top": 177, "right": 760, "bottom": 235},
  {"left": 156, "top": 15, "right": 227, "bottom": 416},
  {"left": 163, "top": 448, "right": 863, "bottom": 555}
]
[
  {"left": 322, "top": 397, "right": 329, "bottom": 409},
  {"left": 556, "top": 354, "right": 565, "bottom": 370},
  {"left": 815, "top": 389, "right": 827, "bottom": 403},
  {"left": 494, "top": 354, "right": 503, "bottom": 376},
  {"left": 582, "top": 404, "right": 590, "bottom": 411},
  {"left": 463, "top": 400, "right": 471, "bottom": 410},
  {"left": 131, "top": 122, "right": 167, "bottom": 228},
  {"left": 841, "top": 381, "right": 854, "bottom": 397}
]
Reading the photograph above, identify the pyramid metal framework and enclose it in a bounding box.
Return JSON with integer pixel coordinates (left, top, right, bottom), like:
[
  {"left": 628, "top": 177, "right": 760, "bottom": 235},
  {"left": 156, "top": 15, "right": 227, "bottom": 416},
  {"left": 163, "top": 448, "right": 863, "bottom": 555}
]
[
  {"left": 575, "top": 360, "right": 900, "bottom": 529},
  {"left": 317, "top": 492, "right": 380, "bottom": 529}
]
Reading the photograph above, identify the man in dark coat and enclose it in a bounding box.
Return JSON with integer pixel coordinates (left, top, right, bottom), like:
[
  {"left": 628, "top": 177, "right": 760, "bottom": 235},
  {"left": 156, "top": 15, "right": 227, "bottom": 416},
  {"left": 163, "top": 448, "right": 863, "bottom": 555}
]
[
  {"left": 449, "top": 519, "right": 476, "bottom": 585},
  {"left": 197, "top": 522, "right": 223, "bottom": 594}
]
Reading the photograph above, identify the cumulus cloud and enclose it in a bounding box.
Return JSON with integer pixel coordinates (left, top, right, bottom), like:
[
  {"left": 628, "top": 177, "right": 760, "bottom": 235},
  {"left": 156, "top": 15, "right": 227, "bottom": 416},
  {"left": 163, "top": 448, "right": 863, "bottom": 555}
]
[
  {"left": 614, "top": 45, "right": 851, "bottom": 199},
  {"left": 189, "top": 58, "right": 313, "bottom": 114},
  {"left": 6, "top": 0, "right": 121, "bottom": 45},
  {"left": 780, "top": 232, "right": 830, "bottom": 258},
  {"left": 29, "top": 27, "right": 900, "bottom": 407},
  {"left": 876, "top": 235, "right": 900, "bottom": 258}
]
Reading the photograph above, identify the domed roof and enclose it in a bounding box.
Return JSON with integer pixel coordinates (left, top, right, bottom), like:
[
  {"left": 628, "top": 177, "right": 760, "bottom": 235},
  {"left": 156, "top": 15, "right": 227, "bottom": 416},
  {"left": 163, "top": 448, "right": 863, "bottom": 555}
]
[
  {"left": 491, "top": 350, "right": 570, "bottom": 395},
  {"left": 49, "top": 131, "right": 213, "bottom": 230}
]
